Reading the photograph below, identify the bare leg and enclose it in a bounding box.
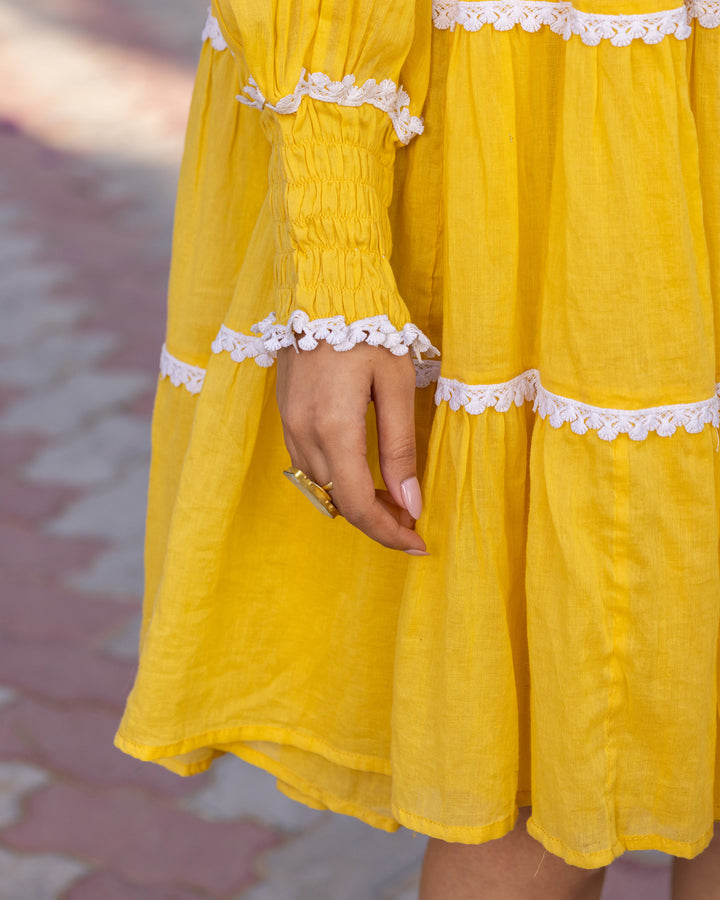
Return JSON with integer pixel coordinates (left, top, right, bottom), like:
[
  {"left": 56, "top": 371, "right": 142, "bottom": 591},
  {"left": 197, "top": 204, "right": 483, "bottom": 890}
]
[
  {"left": 672, "top": 825, "right": 720, "bottom": 900},
  {"left": 419, "top": 807, "right": 607, "bottom": 900}
]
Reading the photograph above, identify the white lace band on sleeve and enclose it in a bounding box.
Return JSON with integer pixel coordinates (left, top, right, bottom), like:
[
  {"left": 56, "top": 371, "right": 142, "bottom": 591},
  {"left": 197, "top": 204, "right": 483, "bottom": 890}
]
[
  {"left": 159, "top": 345, "right": 719, "bottom": 443},
  {"left": 159, "top": 343, "right": 439, "bottom": 393},
  {"left": 201, "top": 9, "right": 228, "bottom": 51},
  {"left": 432, "top": 0, "right": 719, "bottom": 45},
  {"left": 236, "top": 71, "right": 424, "bottom": 146},
  {"left": 200, "top": 11, "right": 423, "bottom": 144},
  {"left": 159, "top": 344, "right": 206, "bottom": 394}
]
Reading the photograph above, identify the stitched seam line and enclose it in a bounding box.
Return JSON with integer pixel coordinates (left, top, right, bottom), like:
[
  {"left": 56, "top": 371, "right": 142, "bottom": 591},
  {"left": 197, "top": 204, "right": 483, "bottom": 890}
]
[{"left": 394, "top": 802, "right": 517, "bottom": 829}]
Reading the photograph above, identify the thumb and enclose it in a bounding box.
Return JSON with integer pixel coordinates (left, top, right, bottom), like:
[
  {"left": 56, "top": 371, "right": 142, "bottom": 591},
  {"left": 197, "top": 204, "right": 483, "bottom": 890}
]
[{"left": 373, "top": 359, "right": 423, "bottom": 521}]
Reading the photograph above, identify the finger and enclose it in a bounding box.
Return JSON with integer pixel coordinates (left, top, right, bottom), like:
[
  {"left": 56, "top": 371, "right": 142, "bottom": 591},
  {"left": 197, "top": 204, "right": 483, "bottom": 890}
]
[
  {"left": 373, "top": 358, "right": 422, "bottom": 520},
  {"left": 281, "top": 419, "right": 335, "bottom": 490},
  {"left": 323, "top": 429, "right": 426, "bottom": 552},
  {"left": 282, "top": 429, "right": 314, "bottom": 479},
  {"left": 376, "top": 489, "right": 416, "bottom": 531},
  {"left": 298, "top": 443, "right": 333, "bottom": 491}
]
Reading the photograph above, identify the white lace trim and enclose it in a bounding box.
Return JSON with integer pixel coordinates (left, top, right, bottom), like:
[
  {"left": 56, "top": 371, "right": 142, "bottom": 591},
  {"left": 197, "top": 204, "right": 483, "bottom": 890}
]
[
  {"left": 205, "top": 1, "right": 719, "bottom": 56},
  {"left": 159, "top": 348, "right": 718, "bottom": 441},
  {"left": 415, "top": 360, "right": 442, "bottom": 388},
  {"left": 432, "top": 0, "right": 718, "bottom": 44},
  {"left": 158, "top": 345, "right": 437, "bottom": 390},
  {"left": 212, "top": 313, "right": 440, "bottom": 363},
  {"left": 202, "top": 10, "right": 228, "bottom": 51},
  {"left": 436, "top": 370, "right": 720, "bottom": 441},
  {"left": 236, "top": 71, "right": 424, "bottom": 145},
  {"left": 159, "top": 345, "right": 206, "bottom": 394},
  {"left": 694, "top": 0, "right": 720, "bottom": 26}
]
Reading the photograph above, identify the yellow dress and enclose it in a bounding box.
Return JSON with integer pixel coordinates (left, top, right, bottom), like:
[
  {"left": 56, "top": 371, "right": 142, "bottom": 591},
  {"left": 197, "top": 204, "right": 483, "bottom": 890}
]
[{"left": 115, "top": 0, "right": 720, "bottom": 868}]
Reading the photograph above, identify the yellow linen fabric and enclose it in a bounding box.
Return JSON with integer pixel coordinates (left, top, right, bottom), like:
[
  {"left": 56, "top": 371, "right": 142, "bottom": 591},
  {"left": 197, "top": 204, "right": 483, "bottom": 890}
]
[{"left": 116, "top": 0, "right": 720, "bottom": 869}]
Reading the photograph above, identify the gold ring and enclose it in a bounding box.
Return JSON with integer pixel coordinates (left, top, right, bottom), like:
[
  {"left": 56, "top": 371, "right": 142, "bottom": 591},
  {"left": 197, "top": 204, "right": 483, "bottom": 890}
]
[
  {"left": 283, "top": 468, "right": 339, "bottom": 519},
  {"left": 320, "top": 481, "right": 334, "bottom": 492}
]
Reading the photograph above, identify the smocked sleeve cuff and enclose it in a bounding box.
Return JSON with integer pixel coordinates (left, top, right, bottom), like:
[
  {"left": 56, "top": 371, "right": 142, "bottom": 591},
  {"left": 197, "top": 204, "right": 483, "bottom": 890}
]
[{"left": 256, "top": 101, "right": 437, "bottom": 359}]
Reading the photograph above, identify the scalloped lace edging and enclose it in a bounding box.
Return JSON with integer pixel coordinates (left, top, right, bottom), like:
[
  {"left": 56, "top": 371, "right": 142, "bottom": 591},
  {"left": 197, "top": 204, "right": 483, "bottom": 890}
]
[
  {"left": 415, "top": 360, "right": 443, "bottom": 388},
  {"left": 158, "top": 342, "right": 439, "bottom": 393},
  {"left": 432, "top": 0, "right": 719, "bottom": 44},
  {"left": 235, "top": 71, "right": 424, "bottom": 145},
  {"left": 159, "top": 349, "right": 719, "bottom": 441},
  {"left": 202, "top": 9, "right": 229, "bottom": 51},
  {"left": 436, "top": 370, "right": 720, "bottom": 441},
  {"left": 159, "top": 344, "right": 206, "bottom": 394},
  {"left": 212, "top": 313, "right": 440, "bottom": 362}
]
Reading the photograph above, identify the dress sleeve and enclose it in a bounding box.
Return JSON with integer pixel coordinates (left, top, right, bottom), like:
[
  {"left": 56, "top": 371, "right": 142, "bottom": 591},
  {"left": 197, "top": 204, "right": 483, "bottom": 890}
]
[{"left": 214, "top": 0, "right": 437, "bottom": 359}]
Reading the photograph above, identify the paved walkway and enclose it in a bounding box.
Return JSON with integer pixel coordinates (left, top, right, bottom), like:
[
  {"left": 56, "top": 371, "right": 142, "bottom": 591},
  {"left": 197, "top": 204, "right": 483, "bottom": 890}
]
[{"left": 0, "top": 0, "right": 679, "bottom": 896}]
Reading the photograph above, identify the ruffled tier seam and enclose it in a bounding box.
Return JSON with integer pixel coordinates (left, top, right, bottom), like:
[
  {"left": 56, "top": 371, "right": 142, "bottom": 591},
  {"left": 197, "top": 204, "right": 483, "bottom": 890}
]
[
  {"left": 432, "top": 0, "right": 720, "bottom": 45},
  {"left": 437, "top": 370, "right": 720, "bottom": 441},
  {"left": 160, "top": 344, "right": 720, "bottom": 441},
  {"left": 204, "top": 3, "right": 720, "bottom": 54}
]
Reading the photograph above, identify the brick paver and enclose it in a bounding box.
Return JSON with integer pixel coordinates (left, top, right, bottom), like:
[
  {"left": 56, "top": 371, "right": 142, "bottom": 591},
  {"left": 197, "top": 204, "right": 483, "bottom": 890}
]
[
  {"left": 0, "top": 0, "right": 684, "bottom": 896},
  {"left": 3, "top": 783, "right": 278, "bottom": 895}
]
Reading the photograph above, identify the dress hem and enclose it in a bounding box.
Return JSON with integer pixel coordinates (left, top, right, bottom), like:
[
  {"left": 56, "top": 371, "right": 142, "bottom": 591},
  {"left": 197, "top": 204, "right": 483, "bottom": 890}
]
[
  {"left": 114, "top": 728, "right": 719, "bottom": 869},
  {"left": 114, "top": 723, "right": 391, "bottom": 775},
  {"left": 526, "top": 815, "right": 716, "bottom": 869}
]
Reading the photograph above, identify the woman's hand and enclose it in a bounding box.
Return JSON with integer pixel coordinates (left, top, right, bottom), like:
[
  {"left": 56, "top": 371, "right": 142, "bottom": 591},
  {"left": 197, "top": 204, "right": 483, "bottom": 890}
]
[{"left": 276, "top": 342, "right": 427, "bottom": 554}]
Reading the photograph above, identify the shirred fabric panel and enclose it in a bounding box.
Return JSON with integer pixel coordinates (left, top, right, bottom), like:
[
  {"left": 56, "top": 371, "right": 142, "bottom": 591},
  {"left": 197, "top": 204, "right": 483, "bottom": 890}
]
[{"left": 264, "top": 104, "right": 417, "bottom": 325}]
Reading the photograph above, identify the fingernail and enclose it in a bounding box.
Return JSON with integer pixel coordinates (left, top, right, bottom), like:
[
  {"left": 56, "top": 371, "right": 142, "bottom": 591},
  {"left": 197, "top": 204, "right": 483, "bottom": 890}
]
[
  {"left": 404, "top": 549, "right": 429, "bottom": 556},
  {"left": 400, "top": 476, "right": 422, "bottom": 520}
]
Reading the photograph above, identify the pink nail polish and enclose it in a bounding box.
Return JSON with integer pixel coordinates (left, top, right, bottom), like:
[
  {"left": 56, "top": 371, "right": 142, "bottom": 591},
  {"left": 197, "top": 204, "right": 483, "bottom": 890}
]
[
  {"left": 404, "top": 549, "right": 429, "bottom": 556},
  {"left": 400, "top": 476, "right": 423, "bottom": 520}
]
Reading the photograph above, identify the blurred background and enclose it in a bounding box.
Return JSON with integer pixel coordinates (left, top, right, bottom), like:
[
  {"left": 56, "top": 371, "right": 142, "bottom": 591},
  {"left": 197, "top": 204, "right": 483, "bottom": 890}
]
[{"left": 0, "top": 0, "right": 677, "bottom": 896}]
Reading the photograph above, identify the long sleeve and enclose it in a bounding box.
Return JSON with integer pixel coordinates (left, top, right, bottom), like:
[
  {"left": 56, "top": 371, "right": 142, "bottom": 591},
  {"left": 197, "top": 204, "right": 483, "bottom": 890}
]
[{"left": 212, "top": 0, "right": 437, "bottom": 358}]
